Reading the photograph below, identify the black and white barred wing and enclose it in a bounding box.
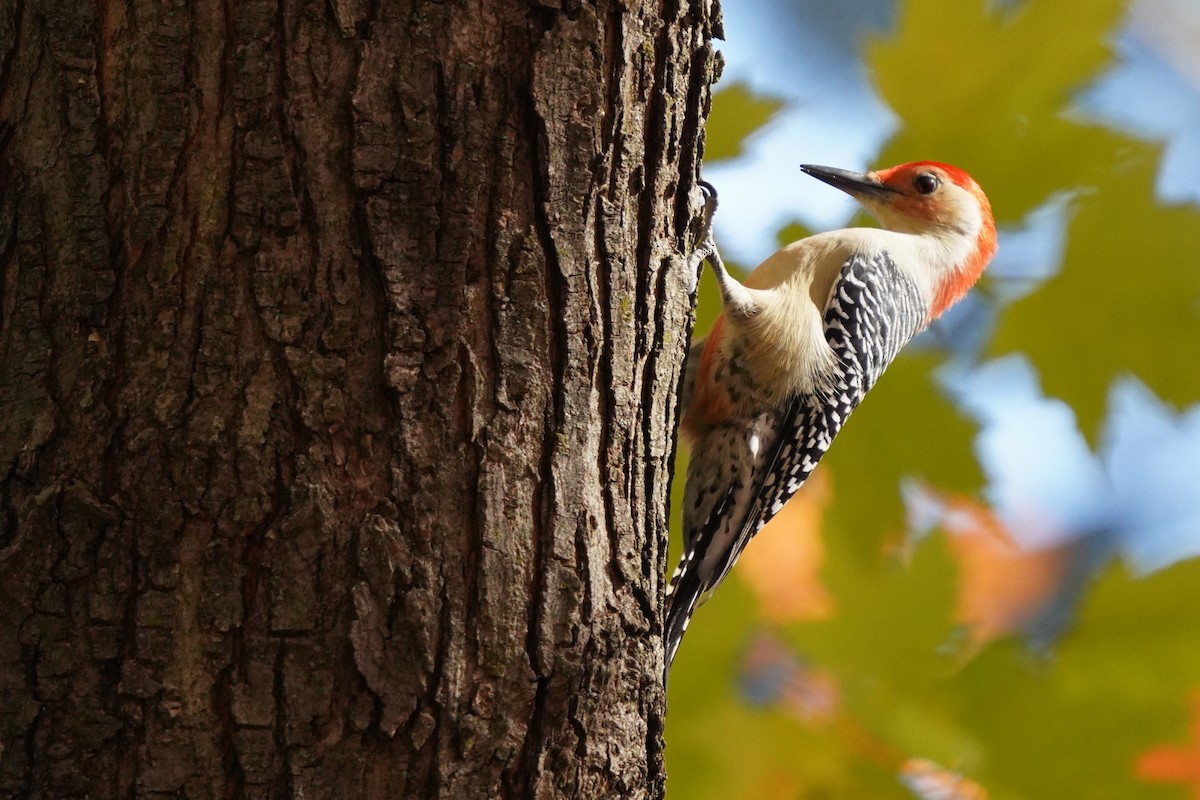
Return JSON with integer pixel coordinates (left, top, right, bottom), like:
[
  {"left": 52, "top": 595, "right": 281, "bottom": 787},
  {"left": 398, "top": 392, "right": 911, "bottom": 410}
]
[
  {"left": 752, "top": 252, "right": 926, "bottom": 524},
  {"left": 665, "top": 252, "right": 925, "bottom": 667}
]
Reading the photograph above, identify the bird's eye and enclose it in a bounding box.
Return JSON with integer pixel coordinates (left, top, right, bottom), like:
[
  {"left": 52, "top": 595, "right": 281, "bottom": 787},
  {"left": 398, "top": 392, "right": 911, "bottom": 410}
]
[{"left": 914, "top": 174, "right": 940, "bottom": 194}]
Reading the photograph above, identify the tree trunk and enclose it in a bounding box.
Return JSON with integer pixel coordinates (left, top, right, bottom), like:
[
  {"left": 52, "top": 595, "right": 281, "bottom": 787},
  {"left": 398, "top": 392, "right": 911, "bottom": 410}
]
[{"left": 0, "top": 0, "right": 718, "bottom": 797}]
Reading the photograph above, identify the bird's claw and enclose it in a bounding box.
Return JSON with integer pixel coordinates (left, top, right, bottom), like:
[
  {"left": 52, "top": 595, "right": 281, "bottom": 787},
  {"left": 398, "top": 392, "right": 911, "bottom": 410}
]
[{"left": 687, "top": 181, "right": 721, "bottom": 294}]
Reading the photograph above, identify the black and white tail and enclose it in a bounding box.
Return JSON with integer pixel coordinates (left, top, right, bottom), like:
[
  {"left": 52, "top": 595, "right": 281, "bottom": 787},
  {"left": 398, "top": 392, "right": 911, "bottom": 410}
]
[{"left": 664, "top": 552, "right": 704, "bottom": 672}]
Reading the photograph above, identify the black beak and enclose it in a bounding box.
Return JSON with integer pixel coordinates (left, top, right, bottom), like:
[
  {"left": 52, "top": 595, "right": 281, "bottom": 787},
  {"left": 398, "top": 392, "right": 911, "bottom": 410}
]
[{"left": 800, "top": 164, "right": 897, "bottom": 201}]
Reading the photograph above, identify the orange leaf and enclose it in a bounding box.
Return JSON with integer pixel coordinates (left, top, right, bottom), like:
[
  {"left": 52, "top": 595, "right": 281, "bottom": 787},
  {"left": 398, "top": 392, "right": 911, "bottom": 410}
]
[{"left": 737, "top": 470, "right": 835, "bottom": 623}]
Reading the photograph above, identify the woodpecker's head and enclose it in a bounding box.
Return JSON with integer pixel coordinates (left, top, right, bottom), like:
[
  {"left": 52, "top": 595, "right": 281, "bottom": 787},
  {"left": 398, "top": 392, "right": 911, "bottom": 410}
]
[{"left": 801, "top": 161, "right": 997, "bottom": 318}]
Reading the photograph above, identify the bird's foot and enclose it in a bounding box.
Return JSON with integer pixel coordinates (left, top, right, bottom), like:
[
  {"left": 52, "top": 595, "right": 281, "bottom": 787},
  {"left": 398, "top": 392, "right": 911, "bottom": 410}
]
[{"left": 687, "top": 181, "right": 721, "bottom": 293}]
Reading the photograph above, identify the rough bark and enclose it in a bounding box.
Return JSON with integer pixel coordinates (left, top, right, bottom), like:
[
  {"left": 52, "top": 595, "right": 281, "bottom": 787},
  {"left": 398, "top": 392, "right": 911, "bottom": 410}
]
[{"left": 0, "top": 0, "right": 718, "bottom": 797}]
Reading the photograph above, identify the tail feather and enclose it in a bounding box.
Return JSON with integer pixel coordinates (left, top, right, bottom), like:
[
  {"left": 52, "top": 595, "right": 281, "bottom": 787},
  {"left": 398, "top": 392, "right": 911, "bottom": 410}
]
[{"left": 664, "top": 561, "right": 705, "bottom": 676}]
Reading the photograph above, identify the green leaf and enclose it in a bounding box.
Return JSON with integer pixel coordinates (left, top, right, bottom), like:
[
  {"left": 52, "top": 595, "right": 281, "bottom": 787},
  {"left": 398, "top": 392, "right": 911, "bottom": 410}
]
[
  {"left": 870, "top": 0, "right": 1128, "bottom": 221},
  {"left": 991, "top": 152, "right": 1200, "bottom": 435},
  {"left": 945, "top": 559, "right": 1200, "bottom": 799},
  {"left": 705, "top": 83, "right": 786, "bottom": 164}
]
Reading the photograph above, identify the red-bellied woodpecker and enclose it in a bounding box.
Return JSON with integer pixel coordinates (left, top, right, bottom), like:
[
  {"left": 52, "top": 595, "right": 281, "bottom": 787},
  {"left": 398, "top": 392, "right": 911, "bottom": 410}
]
[{"left": 666, "top": 162, "right": 997, "bottom": 670}]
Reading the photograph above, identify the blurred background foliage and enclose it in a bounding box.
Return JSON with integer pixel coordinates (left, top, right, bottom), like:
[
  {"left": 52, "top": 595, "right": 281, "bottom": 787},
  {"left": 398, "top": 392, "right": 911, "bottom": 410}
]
[{"left": 665, "top": 0, "right": 1200, "bottom": 797}]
